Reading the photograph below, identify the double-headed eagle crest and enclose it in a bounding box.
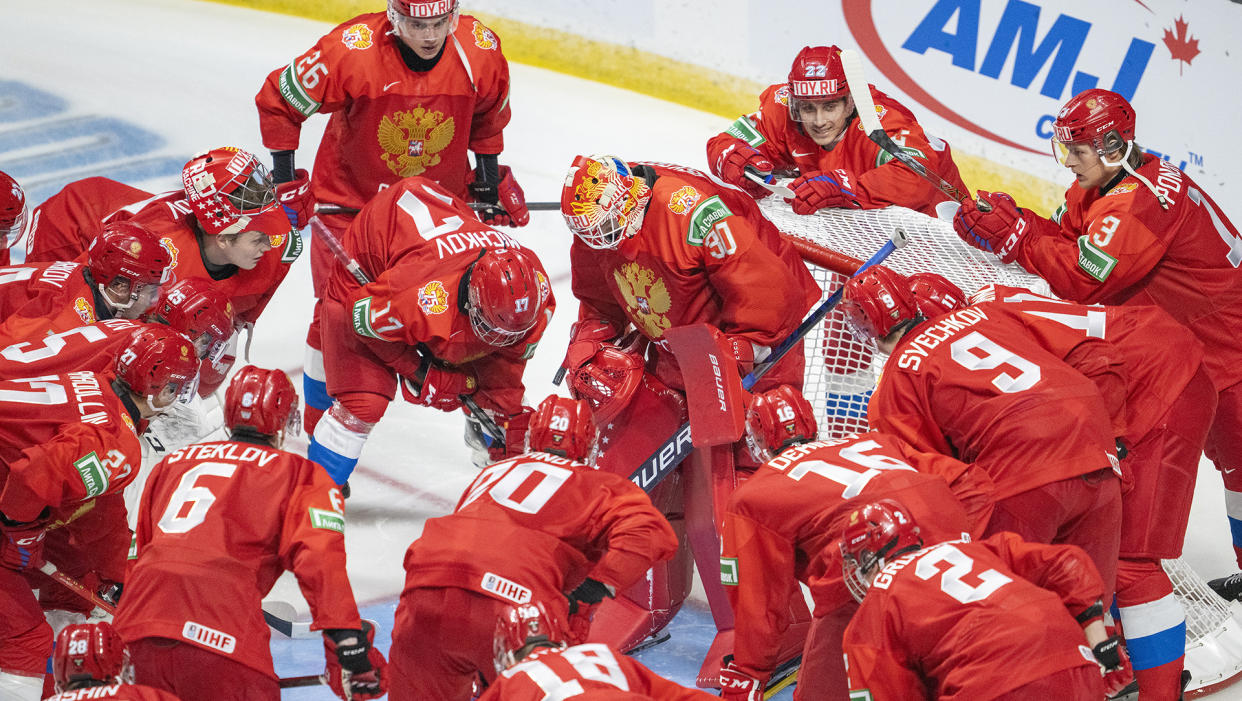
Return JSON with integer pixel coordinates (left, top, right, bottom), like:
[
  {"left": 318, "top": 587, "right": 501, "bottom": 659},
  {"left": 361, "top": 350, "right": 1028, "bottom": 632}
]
[
  {"left": 378, "top": 107, "right": 455, "bottom": 178},
  {"left": 614, "top": 262, "right": 672, "bottom": 338}
]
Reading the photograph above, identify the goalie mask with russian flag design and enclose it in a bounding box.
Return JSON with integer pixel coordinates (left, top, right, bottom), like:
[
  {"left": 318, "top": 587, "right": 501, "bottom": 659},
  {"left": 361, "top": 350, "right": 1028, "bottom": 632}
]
[{"left": 560, "top": 154, "right": 652, "bottom": 250}]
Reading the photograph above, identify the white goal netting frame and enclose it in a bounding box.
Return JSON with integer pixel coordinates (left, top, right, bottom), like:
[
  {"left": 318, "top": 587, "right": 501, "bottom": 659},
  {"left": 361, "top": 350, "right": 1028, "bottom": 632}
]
[{"left": 760, "top": 197, "right": 1242, "bottom": 697}]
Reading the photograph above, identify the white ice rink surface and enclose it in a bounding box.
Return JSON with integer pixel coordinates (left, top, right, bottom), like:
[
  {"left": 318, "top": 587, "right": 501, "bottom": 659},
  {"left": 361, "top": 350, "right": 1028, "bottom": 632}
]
[{"left": 3, "top": 0, "right": 1240, "bottom": 697}]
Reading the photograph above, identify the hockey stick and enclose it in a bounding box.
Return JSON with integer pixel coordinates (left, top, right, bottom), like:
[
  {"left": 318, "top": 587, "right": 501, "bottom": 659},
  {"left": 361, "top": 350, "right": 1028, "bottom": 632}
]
[
  {"left": 39, "top": 562, "right": 117, "bottom": 618},
  {"left": 315, "top": 202, "right": 561, "bottom": 217},
  {"left": 626, "top": 227, "right": 908, "bottom": 492},
  {"left": 838, "top": 50, "right": 988, "bottom": 212},
  {"left": 744, "top": 170, "right": 796, "bottom": 199},
  {"left": 764, "top": 656, "right": 801, "bottom": 699},
  {"left": 278, "top": 674, "right": 327, "bottom": 689},
  {"left": 307, "top": 217, "right": 505, "bottom": 444}
]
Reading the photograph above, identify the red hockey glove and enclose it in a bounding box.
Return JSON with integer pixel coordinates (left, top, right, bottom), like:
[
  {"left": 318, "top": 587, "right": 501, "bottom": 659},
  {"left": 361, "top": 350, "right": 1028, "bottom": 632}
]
[
  {"left": 561, "top": 318, "right": 621, "bottom": 378},
  {"left": 1092, "top": 635, "right": 1134, "bottom": 697},
  {"left": 720, "top": 657, "right": 768, "bottom": 701},
  {"left": 567, "top": 577, "right": 615, "bottom": 614},
  {"left": 788, "top": 170, "right": 862, "bottom": 214},
  {"left": 323, "top": 622, "right": 388, "bottom": 701},
  {"left": 470, "top": 165, "right": 530, "bottom": 227},
  {"left": 715, "top": 139, "right": 774, "bottom": 198},
  {"left": 488, "top": 406, "right": 534, "bottom": 461},
  {"left": 0, "top": 508, "right": 50, "bottom": 571},
  {"left": 707, "top": 328, "right": 758, "bottom": 376},
  {"left": 952, "top": 191, "right": 1032, "bottom": 264},
  {"left": 276, "top": 168, "right": 313, "bottom": 229},
  {"left": 400, "top": 361, "right": 477, "bottom": 412}
]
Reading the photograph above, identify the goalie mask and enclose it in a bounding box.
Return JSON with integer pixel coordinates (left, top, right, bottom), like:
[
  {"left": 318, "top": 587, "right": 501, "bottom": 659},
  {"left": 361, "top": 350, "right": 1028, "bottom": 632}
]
[
  {"left": 182, "top": 147, "right": 278, "bottom": 237},
  {"left": 224, "top": 365, "right": 301, "bottom": 438},
  {"left": 745, "top": 385, "right": 818, "bottom": 463},
  {"left": 907, "top": 272, "right": 966, "bottom": 318},
  {"left": 116, "top": 326, "right": 199, "bottom": 415},
  {"left": 528, "top": 395, "right": 600, "bottom": 465},
  {"left": 839, "top": 265, "right": 922, "bottom": 344},
  {"left": 464, "top": 248, "right": 546, "bottom": 347},
  {"left": 0, "top": 170, "right": 27, "bottom": 251},
  {"left": 493, "top": 602, "right": 566, "bottom": 675},
  {"left": 53, "top": 622, "right": 131, "bottom": 691},
  {"left": 839, "top": 499, "right": 923, "bottom": 603},
  {"left": 561, "top": 155, "right": 652, "bottom": 250},
  {"left": 149, "top": 277, "right": 234, "bottom": 362}
]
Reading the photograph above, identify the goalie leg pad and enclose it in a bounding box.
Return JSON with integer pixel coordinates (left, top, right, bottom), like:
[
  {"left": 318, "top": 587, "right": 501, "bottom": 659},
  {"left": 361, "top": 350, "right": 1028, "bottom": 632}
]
[
  {"left": 1115, "top": 559, "right": 1186, "bottom": 697},
  {"left": 309, "top": 399, "right": 380, "bottom": 485}
]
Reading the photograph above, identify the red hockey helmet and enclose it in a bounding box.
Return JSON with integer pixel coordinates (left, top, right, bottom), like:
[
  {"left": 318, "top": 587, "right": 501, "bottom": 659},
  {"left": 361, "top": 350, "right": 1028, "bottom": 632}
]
[
  {"left": 115, "top": 326, "right": 199, "bottom": 410},
  {"left": 1051, "top": 89, "right": 1136, "bottom": 164},
  {"left": 0, "top": 170, "right": 27, "bottom": 250},
  {"left": 53, "top": 622, "right": 129, "bottom": 690},
  {"left": 466, "top": 248, "right": 546, "bottom": 347},
  {"left": 561, "top": 155, "right": 652, "bottom": 250},
  {"left": 839, "top": 265, "right": 922, "bottom": 343},
  {"left": 787, "top": 45, "right": 849, "bottom": 122},
  {"left": 908, "top": 272, "right": 966, "bottom": 318},
  {"left": 88, "top": 221, "right": 172, "bottom": 288},
  {"left": 149, "top": 277, "right": 235, "bottom": 361},
  {"left": 839, "top": 498, "right": 924, "bottom": 603},
  {"left": 224, "top": 365, "right": 300, "bottom": 437},
  {"left": 567, "top": 345, "right": 643, "bottom": 424},
  {"left": 493, "top": 602, "right": 567, "bottom": 675},
  {"left": 528, "top": 395, "right": 599, "bottom": 464},
  {"left": 745, "top": 385, "right": 818, "bottom": 462},
  {"left": 181, "top": 147, "right": 278, "bottom": 237}
]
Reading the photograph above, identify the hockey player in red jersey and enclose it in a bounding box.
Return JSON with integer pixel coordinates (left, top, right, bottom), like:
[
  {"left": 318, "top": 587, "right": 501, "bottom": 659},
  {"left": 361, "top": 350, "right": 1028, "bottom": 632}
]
[
  {"left": 0, "top": 220, "right": 171, "bottom": 340},
  {"left": 0, "top": 170, "right": 27, "bottom": 267},
  {"left": 113, "top": 366, "right": 385, "bottom": 701},
  {"left": 479, "top": 602, "right": 715, "bottom": 700},
  {"left": 387, "top": 395, "right": 678, "bottom": 700},
  {"left": 841, "top": 265, "right": 1123, "bottom": 597},
  {"left": 47, "top": 622, "right": 182, "bottom": 700},
  {"left": 0, "top": 328, "right": 198, "bottom": 700},
  {"left": 305, "top": 176, "right": 552, "bottom": 484},
  {"left": 719, "top": 386, "right": 994, "bottom": 700},
  {"left": 952, "top": 89, "right": 1242, "bottom": 590},
  {"left": 839, "top": 499, "right": 1129, "bottom": 700},
  {"left": 256, "top": 0, "right": 527, "bottom": 298},
  {"left": 706, "top": 46, "right": 965, "bottom": 217}
]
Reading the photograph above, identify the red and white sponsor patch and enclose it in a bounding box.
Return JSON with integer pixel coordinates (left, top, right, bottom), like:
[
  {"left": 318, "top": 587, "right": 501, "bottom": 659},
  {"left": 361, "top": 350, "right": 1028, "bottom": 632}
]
[
  {"left": 481, "top": 571, "right": 532, "bottom": 604},
  {"left": 182, "top": 621, "right": 236, "bottom": 654},
  {"left": 395, "top": 0, "right": 454, "bottom": 18},
  {"left": 791, "top": 79, "right": 840, "bottom": 98}
]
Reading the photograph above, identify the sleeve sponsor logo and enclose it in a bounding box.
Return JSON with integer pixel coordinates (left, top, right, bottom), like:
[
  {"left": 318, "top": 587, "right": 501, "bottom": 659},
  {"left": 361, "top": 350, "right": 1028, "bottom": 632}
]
[
  {"left": 280, "top": 229, "right": 303, "bottom": 263},
  {"left": 875, "top": 143, "right": 925, "bottom": 168},
  {"left": 1077, "top": 235, "right": 1117, "bottom": 282},
  {"left": 352, "top": 297, "right": 381, "bottom": 339},
  {"left": 725, "top": 116, "right": 767, "bottom": 148},
  {"left": 472, "top": 21, "right": 498, "bottom": 50},
  {"left": 520, "top": 340, "right": 539, "bottom": 360},
  {"left": 309, "top": 507, "right": 345, "bottom": 533},
  {"left": 73, "top": 451, "right": 110, "bottom": 498},
  {"left": 128, "top": 533, "right": 137, "bottom": 560},
  {"left": 686, "top": 196, "right": 732, "bottom": 246},
  {"left": 418, "top": 281, "right": 450, "bottom": 315},
  {"left": 848, "top": 690, "right": 875, "bottom": 701},
  {"left": 720, "top": 557, "right": 739, "bottom": 586},
  {"left": 1051, "top": 202, "right": 1068, "bottom": 225},
  {"left": 341, "top": 23, "right": 374, "bottom": 50},
  {"left": 666, "top": 185, "right": 702, "bottom": 215},
  {"left": 181, "top": 621, "right": 237, "bottom": 654},
  {"left": 278, "top": 63, "right": 321, "bottom": 118}
]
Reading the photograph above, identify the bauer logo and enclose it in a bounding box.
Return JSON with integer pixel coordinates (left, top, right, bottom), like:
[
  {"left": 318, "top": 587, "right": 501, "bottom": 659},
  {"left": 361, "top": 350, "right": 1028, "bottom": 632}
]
[{"left": 182, "top": 621, "right": 236, "bottom": 654}]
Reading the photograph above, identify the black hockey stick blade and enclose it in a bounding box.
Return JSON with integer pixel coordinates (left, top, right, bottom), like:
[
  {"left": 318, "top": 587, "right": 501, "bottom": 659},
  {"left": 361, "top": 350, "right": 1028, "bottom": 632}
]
[{"left": 765, "top": 655, "right": 801, "bottom": 698}]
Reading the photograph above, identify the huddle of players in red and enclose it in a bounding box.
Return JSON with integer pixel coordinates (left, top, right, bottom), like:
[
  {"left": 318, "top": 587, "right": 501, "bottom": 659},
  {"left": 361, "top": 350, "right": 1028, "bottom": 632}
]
[{"left": 1, "top": 0, "right": 1239, "bottom": 700}]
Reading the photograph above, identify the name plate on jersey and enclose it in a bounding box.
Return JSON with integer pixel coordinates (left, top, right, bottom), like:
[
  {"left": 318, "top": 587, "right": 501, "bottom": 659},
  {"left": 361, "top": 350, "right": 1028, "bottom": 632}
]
[
  {"left": 481, "top": 572, "right": 532, "bottom": 604},
  {"left": 182, "top": 620, "right": 237, "bottom": 654}
]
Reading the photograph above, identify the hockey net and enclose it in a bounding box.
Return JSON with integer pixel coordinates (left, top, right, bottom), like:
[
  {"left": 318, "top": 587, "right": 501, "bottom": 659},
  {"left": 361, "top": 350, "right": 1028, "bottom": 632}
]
[{"left": 761, "top": 197, "right": 1242, "bottom": 697}]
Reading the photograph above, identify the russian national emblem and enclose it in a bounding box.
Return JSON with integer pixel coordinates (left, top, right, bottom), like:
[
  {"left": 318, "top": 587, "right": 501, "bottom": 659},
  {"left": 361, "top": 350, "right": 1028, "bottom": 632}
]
[
  {"left": 472, "top": 21, "right": 497, "bottom": 50},
  {"left": 342, "top": 23, "right": 374, "bottom": 50},
  {"left": 74, "top": 297, "right": 96, "bottom": 324},
  {"left": 614, "top": 262, "right": 672, "bottom": 338},
  {"left": 378, "top": 107, "right": 456, "bottom": 178},
  {"left": 418, "top": 280, "right": 450, "bottom": 315},
  {"left": 667, "top": 185, "right": 701, "bottom": 215}
]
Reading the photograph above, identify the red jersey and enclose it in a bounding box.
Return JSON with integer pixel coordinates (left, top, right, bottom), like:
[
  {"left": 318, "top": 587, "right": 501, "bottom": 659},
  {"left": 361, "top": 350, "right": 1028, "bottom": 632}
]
[
  {"left": 978, "top": 284, "right": 1203, "bottom": 444},
  {"left": 570, "top": 163, "right": 819, "bottom": 389},
  {"left": 402, "top": 451, "right": 678, "bottom": 624},
  {"left": 844, "top": 533, "right": 1104, "bottom": 701},
  {"left": 721, "top": 433, "right": 993, "bottom": 678},
  {"left": 26, "top": 177, "right": 297, "bottom": 324},
  {"left": 329, "top": 177, "right": 553, "bottom": 414},
  {"left": 1016, "top": 155, "right": 1242, "bottom": 391},
  {"left": 706, "top": 84, "right": 965, "bottom": 216},
  {"left": 867, "top": 304, "right": 1117, "bottom": 500},
  {"left": 0, "top": 261, "right": 112, "bottom": 339},
  {"left": 46, "top": 683, "right": 182, "bottom": 701},
  {"left": 27, "top": 176, "right": 150, "bottom": 264},
  {"left": 113, "top": 440, "right": 360, "bottom": 678},
  {"left": 478, "top": 643, "right": 714, "bottom": 700},
  {"left": 256, "top": 13, "right": 511, "bottom": 208},
  {"left": 0, "top": 372, "right": 142, "bottom": 522},
  {"left": 0, "top": 319, "right": 143, "bottom": 381}
]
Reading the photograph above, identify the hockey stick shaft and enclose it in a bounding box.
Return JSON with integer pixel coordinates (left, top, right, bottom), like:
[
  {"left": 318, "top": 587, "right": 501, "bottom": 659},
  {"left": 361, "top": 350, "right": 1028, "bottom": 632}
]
[
  {"left": 307, "top": 218, "right": 505, "bottom": 443},
  {"left": 39, "top": 562, "right": 116, "bottom": 616},
  {"left": 315, "top": 202, "right": 560, "bottom": 217},
  {"left": 626, "top": 230, "right": 906, "bottom": 492},
  {"left": 278, "top": 674, "right": 326, "bottom": 689},
  {"left": 838, "top": 50, "right": 988, "bottom": 211}
]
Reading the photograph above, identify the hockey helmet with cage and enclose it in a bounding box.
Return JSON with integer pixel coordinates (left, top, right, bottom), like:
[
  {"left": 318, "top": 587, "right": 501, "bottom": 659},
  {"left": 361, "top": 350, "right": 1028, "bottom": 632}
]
[
  {"left": 561, "top": 155, "right": 652, "bottom": 250},
  {"left": 839, "top": 498, "right": 924, "bottom": 603},
  {"left": 181, "top": 147, "right": 278, "bottom": 237},
  {"left": 1050, "top": 89, "right": 1136, "bottom": 165},
  {"left": 493, "top": 602, "right": 567, "bottom": 675},
  {"left": 907, "top": 272, "right": 966, "bottom": 318},
  {"left": 787, "top": 46, "right": 849, "bottom": 123},
  {"left": 839, "top": 265, "right": 922, "bottom": 343},
  {"left": 745, "top": 385, "right": 818, "bottom": 463},
  {"left": 115, "top": 326, "right": 199, "bottom": 411},
  {"left": 53, "top": 622, "right": 130, "bottom": 690},
  {"left": 0, "top": 170, "right": 27, "bottom": 251},
  {"left": 465, "top": 248, "right": 546, "bottom": 347},
  {"left": 149, "top": 277, "right": 235, "bottom": 361},
  {"left": 528, "top": 395, "right": 599, "bottom": 464},
  {"left": 224, "top": 365, "right": 301, "bottom": 438}
]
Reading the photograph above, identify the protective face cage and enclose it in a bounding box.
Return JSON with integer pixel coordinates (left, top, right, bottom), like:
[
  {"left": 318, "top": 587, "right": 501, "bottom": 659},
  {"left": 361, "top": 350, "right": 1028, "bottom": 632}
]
[
  {"left": 225, "top": 164, "right": 278, "bottom": 215},
  {"left": 1, "top": 205, "right": 27, "bottom": 250},
  {"left": 788, "top": 94, "right": 851, "bottom": 124},
  {"left": 466, "top": 293, "right": 538, "bottom": 347}
]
